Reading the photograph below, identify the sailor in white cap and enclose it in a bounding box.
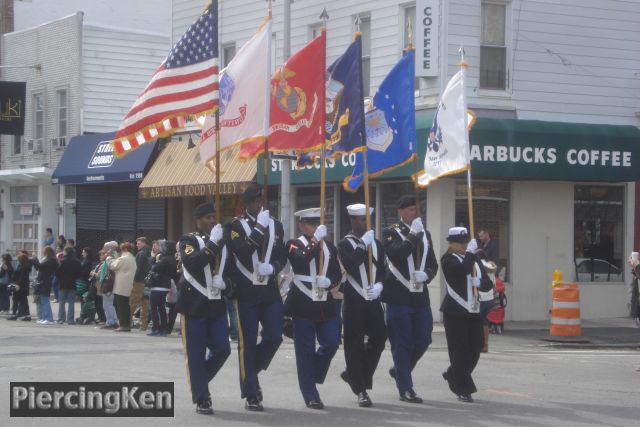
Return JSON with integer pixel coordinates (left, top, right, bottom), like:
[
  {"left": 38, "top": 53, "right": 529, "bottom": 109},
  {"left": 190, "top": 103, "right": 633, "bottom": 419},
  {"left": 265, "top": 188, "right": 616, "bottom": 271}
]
[
  {"left": 284, "top": 207, "right": 342, "bottom": 410},
  {"left": 382, "top": 194, "right": 439, "bottom": 404},
  {"left": 440, "top": 227, "right": 493, "bottom": 403},
  {"left": 337, "top": 203, "right": 387, "bottom": 408}
]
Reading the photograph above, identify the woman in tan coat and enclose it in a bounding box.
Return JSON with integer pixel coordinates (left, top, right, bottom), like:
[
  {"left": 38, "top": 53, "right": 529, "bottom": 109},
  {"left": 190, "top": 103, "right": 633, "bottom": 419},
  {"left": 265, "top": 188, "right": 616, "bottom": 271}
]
[{"left": 107, "top": 242, "right": 136, "bottom": 332}]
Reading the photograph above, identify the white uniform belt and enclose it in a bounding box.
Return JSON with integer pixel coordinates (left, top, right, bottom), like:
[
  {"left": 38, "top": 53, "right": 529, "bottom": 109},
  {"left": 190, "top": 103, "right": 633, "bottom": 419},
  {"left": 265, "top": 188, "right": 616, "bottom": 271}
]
[
  {"left": 182, "top": 238, "right": 227, "bottom": 299},
  {"left": 292, "top": 276, "right": 314, "bottom": 299},
  {"left": 235, "top": 218, "right": 276, "bottom": 282},
  {"left": 388, "top": 262, "right": 415, "bottom": 292}
]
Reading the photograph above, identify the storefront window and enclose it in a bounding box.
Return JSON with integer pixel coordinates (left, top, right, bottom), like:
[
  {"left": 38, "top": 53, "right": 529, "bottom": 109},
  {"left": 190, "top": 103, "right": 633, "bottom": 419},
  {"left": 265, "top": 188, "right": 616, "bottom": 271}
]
[
  {"left": 295, "top": 186, "right": 335, "bottom": 241},
  {"left": 574, "top": 185, "right": 624, "bottom": 282},
  {"left": 380, "top": 182, "right": 426, "bottom": 229},
  {"left": 9, "top": 186, "right": 39, "bottom": 254},
  {"left": 456, "top": 181, "right": 510, "bottom": 281}
]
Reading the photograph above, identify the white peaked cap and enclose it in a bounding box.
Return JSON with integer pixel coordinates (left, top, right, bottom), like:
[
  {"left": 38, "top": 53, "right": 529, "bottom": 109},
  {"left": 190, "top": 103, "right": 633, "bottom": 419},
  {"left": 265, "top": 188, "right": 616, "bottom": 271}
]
[
  {"left": 448, "top": 227, "right": 468, "bottom": 237},
  {"left": 346, "top": 203, "right": 374, "bottom": 216},
  {"left": 294, "top": 207, "right": 321, "bottom": 219}
]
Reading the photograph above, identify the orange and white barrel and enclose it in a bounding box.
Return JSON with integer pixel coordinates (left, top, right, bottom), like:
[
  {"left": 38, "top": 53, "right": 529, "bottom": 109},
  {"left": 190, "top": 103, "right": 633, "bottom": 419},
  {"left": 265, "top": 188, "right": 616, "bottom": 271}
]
[{"left": 549, "top": 283, "right": 581, "bottom": 336}]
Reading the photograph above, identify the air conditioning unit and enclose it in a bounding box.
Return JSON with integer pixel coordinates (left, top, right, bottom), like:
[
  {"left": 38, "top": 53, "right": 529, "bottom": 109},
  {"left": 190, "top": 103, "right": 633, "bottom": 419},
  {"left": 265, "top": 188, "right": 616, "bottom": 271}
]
[
  {"left": 33, "top": 139, "right": 44, "bottom": 154},
  {"left": 26, "top": 139, "right": 34, "bottom": 151},
  {"left": 51, "top": 137, "right": 67, "bottom": 149}
]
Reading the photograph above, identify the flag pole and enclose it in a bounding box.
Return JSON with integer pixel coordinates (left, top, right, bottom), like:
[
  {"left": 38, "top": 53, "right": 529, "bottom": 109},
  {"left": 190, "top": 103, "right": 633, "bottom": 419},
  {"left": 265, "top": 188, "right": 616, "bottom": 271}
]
[
  {"left": 215, "top": 111, "right": 222, "bottom": 273},
  {"left": 459, "top": 46, "right": 474, "bottom": 238},
  {"left": 406, "top": 17, "right": 421, "bottom": 267},
  {"left": 318, "top": 9, "right": 329, "bottom": 275}
]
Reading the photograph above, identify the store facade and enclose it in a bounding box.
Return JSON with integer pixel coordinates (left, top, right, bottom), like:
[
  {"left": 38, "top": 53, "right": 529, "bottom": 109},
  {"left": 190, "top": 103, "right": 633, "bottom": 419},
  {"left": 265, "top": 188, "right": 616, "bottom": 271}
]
[{"left": 260, "top": 117, "right": 640, "bottom": 321}]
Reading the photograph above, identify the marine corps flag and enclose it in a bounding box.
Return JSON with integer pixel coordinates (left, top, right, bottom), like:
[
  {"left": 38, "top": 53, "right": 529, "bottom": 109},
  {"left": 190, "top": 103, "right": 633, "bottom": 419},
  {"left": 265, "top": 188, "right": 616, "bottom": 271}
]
[
  {"left": 344, "top": 50, "right": 417, "bottom": 192},
  {"left": 416, "top": 69, "right": 470, "bottom": 186},
  {"left": 239, "top": 30, "right": 326, "bottom": 159}
]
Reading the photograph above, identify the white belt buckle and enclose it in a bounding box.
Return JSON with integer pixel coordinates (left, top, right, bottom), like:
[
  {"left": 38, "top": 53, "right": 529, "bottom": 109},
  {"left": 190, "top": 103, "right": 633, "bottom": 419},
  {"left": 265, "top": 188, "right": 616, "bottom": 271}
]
[
  {"left": 312, "top": 276, "right": 328, "bottom": 302},
  {"left": 252, "top": 263, "right": 269, "bottom": 286},
  {"left": 410, "top": 273, "right": 424, "bottom": 293},
  {"left": 207, "top": 283, "right": 222, "bottom": 300}
]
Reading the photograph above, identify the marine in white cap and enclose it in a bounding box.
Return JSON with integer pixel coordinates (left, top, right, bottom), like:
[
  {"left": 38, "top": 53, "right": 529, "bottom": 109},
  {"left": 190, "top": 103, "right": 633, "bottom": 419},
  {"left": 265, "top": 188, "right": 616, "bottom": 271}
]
[
  {"left": 284, "top": 207, "right": 342, "bottom": 409},
  {"left": 337, "top": 203, "right": 387, "bottom": 408}
]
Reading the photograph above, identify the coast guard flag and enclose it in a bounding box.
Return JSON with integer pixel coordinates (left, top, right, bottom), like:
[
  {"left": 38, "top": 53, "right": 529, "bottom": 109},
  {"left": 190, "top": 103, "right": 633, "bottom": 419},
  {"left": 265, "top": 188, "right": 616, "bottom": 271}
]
[
  {"left": 416, "top": 69, "right": 470, "bottom": 186},
  {"left": 298, "top": 34, "right": 365, "bottom": 166},
  {"left": 199, "top": 19, "right": 272, "bottom": 163},
  {"left": 344, "top": 50, "right": 417, "bottom": 192},
  {"left": 112, "top": 2, "right": 219, "bottom": 158}
]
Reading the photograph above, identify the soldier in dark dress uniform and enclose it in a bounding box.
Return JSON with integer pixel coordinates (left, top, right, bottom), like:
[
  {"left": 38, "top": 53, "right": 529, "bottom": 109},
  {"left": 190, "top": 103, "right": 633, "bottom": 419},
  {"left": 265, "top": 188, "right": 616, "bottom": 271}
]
[
  {"left": 285, "top": 208, "right": 342, "bottom": 409},
  {"left": 382, "top": 195, "right": 438, "bottom": 404},
  {"left": 337, "top": 203, "right": 387, "bottom": 407},
  {"left": 224, "top": 184, "right": 287, "bottom": 412},
  {"left": 440, "top": 227, "right": 493, "bottom": 403},
  {"left": 176, "top": 203, "right": 230, "bottom": 415}
]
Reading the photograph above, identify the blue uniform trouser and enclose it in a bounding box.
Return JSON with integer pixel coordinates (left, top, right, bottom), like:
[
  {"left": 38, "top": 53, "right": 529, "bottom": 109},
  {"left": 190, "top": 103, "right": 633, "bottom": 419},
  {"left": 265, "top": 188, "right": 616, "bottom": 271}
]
[
  {"left": 292, "top": 317, "right": 340, "bottom": 403},
  {"left": 386, "top": 304, "right": 433, "bottom": 394},
  {"left": 236, "top": 298, "right": 284, "bottom": 398},
  {"left": 181, "top": 314, "right": 231, "bottom": 403}
]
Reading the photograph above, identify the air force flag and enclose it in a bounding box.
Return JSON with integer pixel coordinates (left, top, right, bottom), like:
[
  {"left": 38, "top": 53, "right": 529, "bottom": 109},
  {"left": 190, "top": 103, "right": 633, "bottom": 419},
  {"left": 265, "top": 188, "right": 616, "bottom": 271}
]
[{"left": 344, "top": 50, "right": 417, "bottom": 192}]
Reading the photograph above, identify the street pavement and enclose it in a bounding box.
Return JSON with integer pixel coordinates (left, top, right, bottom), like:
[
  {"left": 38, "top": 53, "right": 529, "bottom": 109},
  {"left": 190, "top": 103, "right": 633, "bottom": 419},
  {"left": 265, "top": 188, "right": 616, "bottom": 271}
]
[{"left": 1, "top": 306, "right": 639, "bottom": 426}]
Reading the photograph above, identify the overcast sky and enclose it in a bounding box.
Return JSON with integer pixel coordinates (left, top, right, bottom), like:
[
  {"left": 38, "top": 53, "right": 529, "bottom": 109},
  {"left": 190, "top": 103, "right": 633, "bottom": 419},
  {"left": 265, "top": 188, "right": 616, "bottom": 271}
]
[{"left": 13, "top": 0, "right": 171, "bottom": 34}]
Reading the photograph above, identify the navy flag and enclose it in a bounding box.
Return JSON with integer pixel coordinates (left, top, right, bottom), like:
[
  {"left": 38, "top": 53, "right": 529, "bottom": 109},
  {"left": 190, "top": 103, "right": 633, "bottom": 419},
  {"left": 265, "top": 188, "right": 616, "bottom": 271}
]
[{"left": 344, "top": 49, "right": 417, "bottom": 191}]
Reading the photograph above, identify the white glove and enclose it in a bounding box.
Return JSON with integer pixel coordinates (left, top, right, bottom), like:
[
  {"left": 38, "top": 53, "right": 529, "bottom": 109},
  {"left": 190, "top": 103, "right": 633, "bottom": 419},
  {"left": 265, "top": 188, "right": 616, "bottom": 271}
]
[
  {"left": 470, "top": 276, "right": 481, "bottom": 288},
  {"left": 315, "top": 276, "right": 331, "bottom": 289},
  {"left": 367, "top": 282, "right": 383, "bottom": 300},
  {"left": 313, "top": 224, "right": 327, "bottom": 241},
  {"left": 212, "top": 274, "right": 226, "bottom": 290},
  {"left": 414, "top": 271, "right": 428, "bottom": 283},
  {"left": 361, "top": 230, "right": 375, "bottom": 247},
  {"left": 410, "top": 217, "right": 424, "bottom": 235},
  {"left": 257, "top": 208, "right": 270, "bottom": 228},
  {"left": 209, "top": 224, "right": 223, "bottom": 244},
  {"left": 466, "top": 238, "right": 478, "bottom": 253},
  {"left": 258, "top": 262, "right": 274, "bottom": 276}
]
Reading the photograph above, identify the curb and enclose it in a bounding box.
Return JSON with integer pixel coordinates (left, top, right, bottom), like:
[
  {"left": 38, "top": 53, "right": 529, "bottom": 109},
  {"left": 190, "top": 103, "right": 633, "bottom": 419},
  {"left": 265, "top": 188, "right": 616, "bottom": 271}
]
[{"left": 539, "top": 342, "right": 640, "bottom": 350}]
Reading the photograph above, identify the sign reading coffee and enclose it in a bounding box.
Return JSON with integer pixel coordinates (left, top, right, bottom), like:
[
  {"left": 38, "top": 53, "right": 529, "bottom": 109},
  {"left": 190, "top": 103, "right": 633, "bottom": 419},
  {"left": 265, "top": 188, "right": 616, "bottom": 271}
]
[{"left": 0, "top": 81, "right": 26, "bottom": 136}]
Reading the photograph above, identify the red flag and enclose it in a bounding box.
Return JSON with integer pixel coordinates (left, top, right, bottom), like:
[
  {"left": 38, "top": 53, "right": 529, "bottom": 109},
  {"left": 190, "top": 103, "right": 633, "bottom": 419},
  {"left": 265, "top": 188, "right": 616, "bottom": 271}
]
[{"left": 239, "top": 31, "right": 325, "bottom": 159}]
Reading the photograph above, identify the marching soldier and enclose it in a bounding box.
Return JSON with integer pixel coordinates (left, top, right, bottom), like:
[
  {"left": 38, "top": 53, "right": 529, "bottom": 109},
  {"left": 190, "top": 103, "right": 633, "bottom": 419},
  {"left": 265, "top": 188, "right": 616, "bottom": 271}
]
[
  {"left": 176, "top": 202, "right": 230, "bottom": 415},
  {"left": 225, "top": 184, "right": 287, "bottom": 412},
  {"left": 337, "top": 203, "right": 387, "bottom": 408},
  {"left": 285, "top": 208, "right": 342, "bottom": 409},
  {"left": 440, "top": 228, "right": 493, "bottom": 403},
  {"left": 382, "top": 195, "right": 438, "bottom": 403}
]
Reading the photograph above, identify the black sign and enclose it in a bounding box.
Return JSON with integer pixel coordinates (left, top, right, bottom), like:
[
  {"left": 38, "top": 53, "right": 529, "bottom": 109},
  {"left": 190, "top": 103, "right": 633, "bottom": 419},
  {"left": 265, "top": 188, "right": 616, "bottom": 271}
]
[{"left": 0, "top": 81, "right": 26, "bottom": 136}]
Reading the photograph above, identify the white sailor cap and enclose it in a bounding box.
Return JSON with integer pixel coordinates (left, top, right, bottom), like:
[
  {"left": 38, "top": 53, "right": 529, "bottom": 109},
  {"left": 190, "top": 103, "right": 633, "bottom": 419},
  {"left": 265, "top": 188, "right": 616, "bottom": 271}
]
[
  {"left": 446, "top": 227, "right": 470, "bottom": 243},
  {"left": 346, "top": 203, "right": 373, "bottom": 216},
  {"left": 294, "top": 207, "right": 321, "bottom": 223}
]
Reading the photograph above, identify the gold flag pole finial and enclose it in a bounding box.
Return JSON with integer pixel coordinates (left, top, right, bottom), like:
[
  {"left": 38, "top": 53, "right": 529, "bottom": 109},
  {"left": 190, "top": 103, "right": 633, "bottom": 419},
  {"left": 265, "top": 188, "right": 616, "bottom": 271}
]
[
  {"left": 406, "top": 17, "right": 413, "bottom": 49},
  {"left": 267, "top": 0, "right": 273, "bottom": 18},
  {"left": 320, "top": 8, "right": 329, "bottom": 28}
]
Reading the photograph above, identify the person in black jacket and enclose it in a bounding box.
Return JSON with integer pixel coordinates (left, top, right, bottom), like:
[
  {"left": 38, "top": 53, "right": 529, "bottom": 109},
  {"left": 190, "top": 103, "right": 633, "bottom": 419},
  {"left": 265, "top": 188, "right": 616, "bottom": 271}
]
[
  {"left": 7, "top": 252, "right": 32, "bottom": 321},
  {"left": 146, "top": 240, "right": 177, "bottom": 337},
  {"left": 337, "top": 203, "right": 387, "bottom": 408},
  {"left": 224, "top": 184, "right": 287, "bottom": 412},
  {"left": 0, "top": 254, "right": 14, "bottom": 314},
  {"left": 382, "top": 195, "right": 438, "bottom": 404},
  {"left": 55, "top": 247, "right": 82, "bottom": 325},
  {"left": 176, "top": 203, "right": 230, "bottom": 415},
  {"left": 31, "top": 246, "right": 58, "bottom": 324},
  {"left": 285, "top": 208, "right": 342, "bottom": 410},
  {"left": 440, "top": 227, "right": 494, "bottom": 403}
]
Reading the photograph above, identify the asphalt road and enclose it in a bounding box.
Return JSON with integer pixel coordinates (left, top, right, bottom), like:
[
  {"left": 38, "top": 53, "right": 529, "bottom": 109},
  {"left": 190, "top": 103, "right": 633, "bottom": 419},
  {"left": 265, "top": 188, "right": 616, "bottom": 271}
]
[{"left": 1, "top": 317, "right": 639, "bottom": 426}]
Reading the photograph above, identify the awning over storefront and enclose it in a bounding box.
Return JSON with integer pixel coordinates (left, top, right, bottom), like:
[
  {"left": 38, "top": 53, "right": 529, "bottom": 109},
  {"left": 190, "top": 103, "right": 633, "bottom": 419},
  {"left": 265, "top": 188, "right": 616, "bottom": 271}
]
[
  {"left": 138, "top": 137, "right": 256, "bottom": 199},
  {"left": 260, "top": 117, "right": 640, "bottom": 184},
  {"left": 52, "top": 132, "right": 155, "bottom": 185}
]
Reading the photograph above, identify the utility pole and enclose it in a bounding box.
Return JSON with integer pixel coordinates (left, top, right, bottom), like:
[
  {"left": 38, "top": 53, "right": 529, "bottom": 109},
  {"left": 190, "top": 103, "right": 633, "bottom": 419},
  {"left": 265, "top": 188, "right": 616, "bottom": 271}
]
[
  {"left": 279, "top": 0, "right": 293, "bottom": 238},
  {"left": 0, "top": 0, "right": 15, "bottom": 69}
]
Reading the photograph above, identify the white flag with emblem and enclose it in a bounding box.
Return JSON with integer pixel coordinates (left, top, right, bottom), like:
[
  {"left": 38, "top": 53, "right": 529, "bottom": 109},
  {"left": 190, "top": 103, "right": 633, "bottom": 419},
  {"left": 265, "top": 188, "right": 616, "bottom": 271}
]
[
  {"left": 416, "top": 69, "right": 470, "bottom": 187},
  {"left": 199, "top": 19, "right": 271, "bottom": 163}
]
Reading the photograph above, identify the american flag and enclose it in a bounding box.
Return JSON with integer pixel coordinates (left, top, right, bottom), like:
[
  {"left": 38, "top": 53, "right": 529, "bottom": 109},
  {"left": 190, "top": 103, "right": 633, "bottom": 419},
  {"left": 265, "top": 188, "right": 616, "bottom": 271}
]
[{"left": 112, "top": 1, "right": 219, "bottom": 158}]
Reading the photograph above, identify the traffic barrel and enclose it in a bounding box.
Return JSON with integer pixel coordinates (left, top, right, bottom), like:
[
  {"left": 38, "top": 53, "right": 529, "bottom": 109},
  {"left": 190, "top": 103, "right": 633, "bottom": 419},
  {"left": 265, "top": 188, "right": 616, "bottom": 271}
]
[{"left": 549, "top": 282, "right": 581, "bottom": 337}]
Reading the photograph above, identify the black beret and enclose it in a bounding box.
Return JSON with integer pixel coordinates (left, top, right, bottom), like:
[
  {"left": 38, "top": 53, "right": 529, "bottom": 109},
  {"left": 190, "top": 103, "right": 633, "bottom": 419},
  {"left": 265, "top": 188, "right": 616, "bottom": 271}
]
[
  {"left": 193, "top": 202, "right": 215, "bottom": 219},
  {"left": 398, "top": 195, "right": 416, "bottom": 209},
  {"left": 242, "top": 183, "right": 264, "bottom": 204}
]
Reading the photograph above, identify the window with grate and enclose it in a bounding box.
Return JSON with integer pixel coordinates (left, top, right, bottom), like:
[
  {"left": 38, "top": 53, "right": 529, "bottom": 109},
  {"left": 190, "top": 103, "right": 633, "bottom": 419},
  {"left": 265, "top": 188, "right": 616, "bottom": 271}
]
[{"left": 480, "top": 2, "right": 507, "bottom": 90}]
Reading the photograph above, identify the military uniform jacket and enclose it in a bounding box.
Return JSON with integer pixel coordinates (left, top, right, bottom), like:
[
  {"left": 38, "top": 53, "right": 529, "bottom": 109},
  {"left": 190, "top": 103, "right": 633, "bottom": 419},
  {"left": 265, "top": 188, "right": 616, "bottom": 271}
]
[
  {"left": 176, "top": 231, "right": 226, "bottom": 319},
  {"left": 285, "top": 235, "right": 342, "bottom": 322},
  {"left": 338, "top": 233, "right": 386, "bottom": 305},
  {"left": 440, "top": 251, "right": 493, "bottom": 319},
  {"left": 381, "top": 222, "right": 438, "bottom": 307},
  {"left": 224, "top": 212, "right": 287, "bottom": 304}
]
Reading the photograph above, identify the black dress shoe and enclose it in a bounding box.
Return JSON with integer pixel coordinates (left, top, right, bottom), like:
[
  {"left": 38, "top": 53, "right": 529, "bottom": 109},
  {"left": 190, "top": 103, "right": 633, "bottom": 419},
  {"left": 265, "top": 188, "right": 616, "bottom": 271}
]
[
  {"left": 340, "top": 370, "right": 349, "bottom": 384},
  {"left": 256, "top": 377, "right": 263, "bottom": 402},
  {"left": 458, "top": 394, "right": 474, "bottom": 403},
  {"left": 245, "top": 396, "right": 264, "bottom": 412},
  {"left": 389, "top": 367, "right": 396, "bottom": 379},
  {"left": 195, "top": 398, "right": 214, "bottom": 415},
  {"left": 357, "top": 391, "right": 372, "bottom": 408},
  {"left": 306, "top": 399, "right": 325, "bottom": 410},
  {"left": 399, "top": 389, "right": 423, "bottom": 404},
  {"left": 442, "top": 371, "right": 449, "bottom": 382}
]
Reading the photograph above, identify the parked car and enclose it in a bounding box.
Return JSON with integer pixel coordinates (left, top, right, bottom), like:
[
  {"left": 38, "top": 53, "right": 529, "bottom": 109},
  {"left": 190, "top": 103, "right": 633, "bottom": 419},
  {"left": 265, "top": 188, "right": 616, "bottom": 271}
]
[{"left": 574, "top": 258, "right": 622, "bottom": 282}]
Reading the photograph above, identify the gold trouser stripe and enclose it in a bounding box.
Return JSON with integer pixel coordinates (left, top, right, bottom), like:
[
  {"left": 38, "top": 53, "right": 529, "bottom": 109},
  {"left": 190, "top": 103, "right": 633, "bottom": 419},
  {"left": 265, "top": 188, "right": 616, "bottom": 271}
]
[
  {"left": 235, "top": 300, "right": 246, "bottom": 382},
  {"left": 180, "top": 314, "right": 193, "bottom": 402}
]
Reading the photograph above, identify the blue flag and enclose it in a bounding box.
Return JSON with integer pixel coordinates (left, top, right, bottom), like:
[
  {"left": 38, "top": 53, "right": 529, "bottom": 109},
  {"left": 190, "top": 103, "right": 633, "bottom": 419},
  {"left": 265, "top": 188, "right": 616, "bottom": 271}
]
[
  {"left": 298, "top": 35, "right": 365, "bottom": 166},
  {"left": 344, "top": 50, "right": 417, "bottom": 192}
]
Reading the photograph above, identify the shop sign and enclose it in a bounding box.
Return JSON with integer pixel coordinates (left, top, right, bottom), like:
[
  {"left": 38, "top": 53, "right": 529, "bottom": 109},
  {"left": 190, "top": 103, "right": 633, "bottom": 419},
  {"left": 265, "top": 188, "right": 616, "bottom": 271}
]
[
  {"left": 20, "top": 205, "right": 33, "bottom": 216},
  {"left": 0, "top": 81, "right": 26, "bottom": 136},
  {"left": 415, "top": 0, "right": 439, "bottom": 77},
  {"left": 139, "top": 182, "right": 248, "bottom": 199}
]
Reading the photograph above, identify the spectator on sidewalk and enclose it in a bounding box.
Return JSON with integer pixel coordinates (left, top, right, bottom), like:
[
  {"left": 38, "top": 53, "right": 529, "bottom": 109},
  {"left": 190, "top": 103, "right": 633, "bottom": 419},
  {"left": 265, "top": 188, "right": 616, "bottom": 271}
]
[
  {"left": 108, "top": 242, "right": 137, "bottom": 332},
  {"left": 146, "top": 240, "right": 177, "bottom": 336},
  {"left": 43, "top": 228, "right": 56, "bottom": 249},
  {"left": 0, "top": 254, "right": 13, "bottom": 314},
  {"left": 99, "top": 244, "right": 119, "bottom": 329},
  {"left": 477, "top": 229, "right": 498, "bottom": 264},
  {"left": 131, "top": 237, "right": 152, "bottom": 331},
  {"left": 89, "top": 250, "right": 106, "bottom": 325},
  {"left": 31, "top": 247, "right": 58, "bottom": 324},
  {"left": 66, "top": 239, "right": 79, "bottom": 260},
  {"left": 55, "top": 247, "right": 82, "bottom": 325},
  {"left": 8, "top": 252, "right": 32, "bottom": 321}
]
